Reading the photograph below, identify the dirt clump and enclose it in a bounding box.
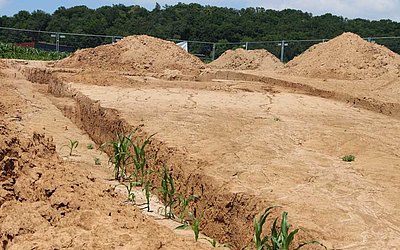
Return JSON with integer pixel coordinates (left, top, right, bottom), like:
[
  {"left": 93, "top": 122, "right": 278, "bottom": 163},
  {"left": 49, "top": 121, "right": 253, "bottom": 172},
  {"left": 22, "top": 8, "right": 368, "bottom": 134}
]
[
  {"left": 286, "top": 32, "right": 400, "bottom": 80},
  {"left": 210, "top": 48, "right": 283, "bottom": 71},
  {"left": 55, "top": 35, "right": 205, "bottom": 76}
]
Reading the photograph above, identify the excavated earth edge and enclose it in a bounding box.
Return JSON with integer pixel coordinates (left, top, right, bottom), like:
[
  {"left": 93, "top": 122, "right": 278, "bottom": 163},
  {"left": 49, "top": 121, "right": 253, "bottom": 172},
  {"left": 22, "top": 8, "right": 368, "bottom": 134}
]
[
  {"left": 21, "top": 67, "right": 276, "bottom": 249},
  {"left": 198, "top": 71, "right": 400, "bottom": 119}
]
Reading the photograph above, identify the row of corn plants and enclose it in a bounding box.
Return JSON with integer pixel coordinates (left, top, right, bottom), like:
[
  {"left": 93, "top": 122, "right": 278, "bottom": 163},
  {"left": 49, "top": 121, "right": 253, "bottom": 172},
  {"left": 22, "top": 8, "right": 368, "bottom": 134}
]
[
  {"left": 103, "top": 130, "right": 327, "bottom": 249},
  {"left": 0, "top": 42, "right": 70, "bottom": 60}
]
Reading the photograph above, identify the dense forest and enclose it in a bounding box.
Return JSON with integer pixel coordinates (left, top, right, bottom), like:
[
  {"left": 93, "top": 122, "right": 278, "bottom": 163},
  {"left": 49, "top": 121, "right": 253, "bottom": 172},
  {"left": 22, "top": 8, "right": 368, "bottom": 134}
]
[{"left": 1, "top": 3, "right": 400, "bottom": 60}]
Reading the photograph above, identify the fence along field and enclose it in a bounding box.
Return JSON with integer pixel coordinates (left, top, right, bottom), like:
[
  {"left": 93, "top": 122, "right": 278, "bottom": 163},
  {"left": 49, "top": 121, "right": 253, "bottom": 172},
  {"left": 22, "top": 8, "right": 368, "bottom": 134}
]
[{"left": 1, "top": 26, "right": 400, "bottom": 62}]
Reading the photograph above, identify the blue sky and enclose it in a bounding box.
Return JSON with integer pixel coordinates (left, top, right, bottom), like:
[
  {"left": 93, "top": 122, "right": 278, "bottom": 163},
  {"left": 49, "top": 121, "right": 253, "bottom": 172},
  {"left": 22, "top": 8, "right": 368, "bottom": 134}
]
[{"left": 0, "top": 0, "right": 399, "bottom": 21}]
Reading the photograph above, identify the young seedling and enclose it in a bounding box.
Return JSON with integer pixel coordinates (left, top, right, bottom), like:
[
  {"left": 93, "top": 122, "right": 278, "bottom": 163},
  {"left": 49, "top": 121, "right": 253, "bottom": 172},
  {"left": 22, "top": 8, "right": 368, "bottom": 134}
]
[
  {"left": 94, "top": 157, "right": 101, "bottom": 165},
  {"left": 176, "top": 211, "right": 202, "bottom": 241},
  {"left": 64, "top": 139, "right": 79, "bottom": 156},
  {"left": 178, "top": 194, "right": 197, "bottom": 223},
  {"left": 253, "top": 206, "right": 326, "bottom": 250},
  {"left": 103, "top": 130, "right": 134, "bottom": 180},
  {"left": 132, "top": 133, "right": 155, "bottom": 184},
  {"left": 342, "top": 155, "right": 355, "bottom": 162},
  {"left": 160, "top": 165, "right": 176, "bottom": 218},
  {"left": 87, "top": 143, "right": 94, "bottom": 149},
  {"left": 115, "top": 180, "right": 139, "bottom": 203},
  {"left": 254, "top": 206, "right": 277, "bottom": 250},
  {"left": 202, "top": 238, "right": 232, "bottom": 248},
  {"left": 143, "top": 180, "right": 152, "bottom": 212}
]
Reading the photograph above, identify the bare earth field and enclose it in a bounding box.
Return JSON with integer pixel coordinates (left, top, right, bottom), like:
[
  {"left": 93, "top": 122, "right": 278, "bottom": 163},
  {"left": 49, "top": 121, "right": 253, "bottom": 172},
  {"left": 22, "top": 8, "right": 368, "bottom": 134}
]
[{"left": 1, "top": 59, "right": 400, "bottom": 249}]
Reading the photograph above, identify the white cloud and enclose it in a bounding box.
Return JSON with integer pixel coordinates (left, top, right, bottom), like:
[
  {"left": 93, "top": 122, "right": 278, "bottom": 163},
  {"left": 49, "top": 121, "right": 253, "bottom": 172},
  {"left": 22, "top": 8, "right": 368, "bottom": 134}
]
[{"left": 245, "top": 0, "right": 400, "bottom": 21}]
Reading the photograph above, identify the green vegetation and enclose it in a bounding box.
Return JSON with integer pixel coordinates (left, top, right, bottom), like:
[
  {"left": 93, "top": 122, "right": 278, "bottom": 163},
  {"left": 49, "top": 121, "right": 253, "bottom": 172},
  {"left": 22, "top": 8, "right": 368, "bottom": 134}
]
[
  {"left": 251, "top": 206, "right": 326, "bottom": 250},
  {"left": 132, "top": 133, "right": 155, "bottom": 184},
  {"left": 86, "top": 143, "right": 94, "bottom": 149},
  {"left": 64, "top": 139, "right": 79, "bottom": 156},
  {"left": 115, "top": 180, "right": 139, "bottom": 203},
  {"left": 103, "top": 131, "right": 134, "bottom": 180},
  {"left": 159, "top": 165, "right": 176, "bottom": 219},
  {"left": 2, "top": 5, "right": 400, "bottom": 61},
  {"left": 342, "top": 155, "right": 356, "bottom": 162},
  {"left": 94, "top": 157, "right": 101, "bottom": 165},
  {"left": 0, "top": 42, "right": 69, "bottom": 60},
  {"left": 176, "top": 210, "right": 202, "bottom": 241},
  {"left": 143, "top": 179, "right": 152, "bottom": 212}
]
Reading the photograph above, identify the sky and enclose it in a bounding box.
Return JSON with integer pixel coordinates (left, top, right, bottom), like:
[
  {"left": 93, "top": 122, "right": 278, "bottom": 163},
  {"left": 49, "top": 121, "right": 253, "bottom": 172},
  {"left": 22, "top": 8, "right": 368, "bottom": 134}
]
[{"left": 0, "top": 0, "right": 399, "bottom": 21}]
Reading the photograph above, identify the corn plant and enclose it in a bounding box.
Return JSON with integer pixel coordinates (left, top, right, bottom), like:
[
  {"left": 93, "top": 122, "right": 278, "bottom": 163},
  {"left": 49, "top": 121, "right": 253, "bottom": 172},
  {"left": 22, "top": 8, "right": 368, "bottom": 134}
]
[
  {"left": 203, "top": 238, "right": 232, "bottom": 248},
  {"left": 103, "top": 131, "right": 134, "bottom": 180},
  {"left": 132, "top": 133, "right": 155, "bottom": 184},
  {"left": 176, "top": 211, "right": 202, "bottom": 241},
  {"left": 64, "top": 139, "right": 79, "bottom": 156},
  {"left": 87, "top": 143, "right": 94, "bottom": 149},
  {"left": 160, "top": 166, "right": 176, "bottom": 218},
  {"left": 143, "top": 180, "right": 152, "bottom": 212},
  {"left": 115, "top": 180, "right": 139, "bottom": 203},
  {"left": 178, "top": 194, "right": 197, "bottom": 223},
  {"left": 254, "top": 206, "right": 277, "bottom": 250},
  {"left": 252, "top": 206, "right": 326, "bottom": 250}
]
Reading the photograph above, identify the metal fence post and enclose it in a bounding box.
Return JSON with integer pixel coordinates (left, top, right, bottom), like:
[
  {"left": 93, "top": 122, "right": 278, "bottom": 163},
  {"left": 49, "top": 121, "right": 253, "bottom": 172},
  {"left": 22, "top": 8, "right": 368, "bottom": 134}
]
[
  {"left": 212, "top": 43, "right": 216, "bottom": 61},
  {"left": 280, "top": 40, "right": 285, "bottom": 62},
  {"left": 56, "top": 32, "right": 60, "bottom": 52},
  {"left": 245, "top": 42, "right": 248, "bottom": 50}
]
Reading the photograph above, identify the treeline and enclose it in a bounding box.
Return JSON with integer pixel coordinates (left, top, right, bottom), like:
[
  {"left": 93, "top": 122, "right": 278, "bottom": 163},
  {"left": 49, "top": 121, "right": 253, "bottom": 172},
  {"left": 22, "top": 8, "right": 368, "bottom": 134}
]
[{"left": 1, "top": 3, "right": 400, "bottom": 60}]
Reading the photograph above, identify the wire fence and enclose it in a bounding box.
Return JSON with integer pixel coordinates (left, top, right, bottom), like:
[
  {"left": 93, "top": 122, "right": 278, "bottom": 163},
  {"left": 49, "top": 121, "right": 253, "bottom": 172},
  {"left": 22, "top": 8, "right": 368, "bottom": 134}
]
[{"left": 1, "top": 26, "right": 400, "bottom": 62}]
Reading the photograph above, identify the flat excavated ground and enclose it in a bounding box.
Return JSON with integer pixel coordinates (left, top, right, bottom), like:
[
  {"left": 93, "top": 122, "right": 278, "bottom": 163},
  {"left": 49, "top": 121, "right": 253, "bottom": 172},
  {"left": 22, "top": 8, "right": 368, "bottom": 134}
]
[{"left": 64, "top": 75, "right": 400, "bottom": 249}]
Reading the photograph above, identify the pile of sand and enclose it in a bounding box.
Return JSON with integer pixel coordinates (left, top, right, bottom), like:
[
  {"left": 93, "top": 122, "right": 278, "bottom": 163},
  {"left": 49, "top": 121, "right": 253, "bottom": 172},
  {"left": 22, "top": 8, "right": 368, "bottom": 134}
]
[
  {"left": 286, "top": 32, "right": 400, "bottom": 80},
  {"left": 55, "top": 35, "right": 205, "bottom": 76},
  {"left": 210, "top": 48, "right": 283, "bottom": 71}
]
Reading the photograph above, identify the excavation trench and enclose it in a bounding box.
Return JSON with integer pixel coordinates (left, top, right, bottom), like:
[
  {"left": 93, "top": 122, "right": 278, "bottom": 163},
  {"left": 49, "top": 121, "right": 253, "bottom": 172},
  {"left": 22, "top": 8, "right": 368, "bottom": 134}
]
[
  {"left": 22, "top": 67, "right": 277, "bottom": 249},
  {"left": 198, "top": 70, "right": 400, "bottom": 119}
]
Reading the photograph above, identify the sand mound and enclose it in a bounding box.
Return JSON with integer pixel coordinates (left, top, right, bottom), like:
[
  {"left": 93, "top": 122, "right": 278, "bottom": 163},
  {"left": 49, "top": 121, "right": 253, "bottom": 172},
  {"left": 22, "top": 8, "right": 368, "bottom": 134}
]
[
  {"left": 286, "top": 32, "right": 400, "bottom": 80},
  {"left": 55, "top": 35, "right": 205, "bottom": 75},
  {"left": 210, "top": 48, "right": 283, "bottom": 71}
]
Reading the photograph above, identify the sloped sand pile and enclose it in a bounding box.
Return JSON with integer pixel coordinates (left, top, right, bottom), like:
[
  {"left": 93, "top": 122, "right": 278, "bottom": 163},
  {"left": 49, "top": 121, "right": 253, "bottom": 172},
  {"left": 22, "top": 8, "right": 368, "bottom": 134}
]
[
  {"left": 210, "top": 48, "right": 283, "bottom": 71},
  {"left": 285, "top": 32, "right": 400, "bottom": 80},
  {"left": 55, "top": 35, "right": 205, "bottom": 75}
]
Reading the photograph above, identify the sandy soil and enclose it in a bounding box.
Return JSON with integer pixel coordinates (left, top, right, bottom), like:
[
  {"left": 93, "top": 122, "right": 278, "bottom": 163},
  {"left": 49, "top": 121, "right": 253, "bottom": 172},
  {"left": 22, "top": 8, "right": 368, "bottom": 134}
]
[
  {"left": 210, "top": 48, "right": 283, "bottom": 71},
  {"left": 54, "top": 35, "right": 205, "bottom": 77},
  {"left": 285, "top": 32, "right": 400, "bottom": 80},
  {"left": 34, "top": 66, "right": 399, "bottom": 249},
  {"left": 3, "top": 38, "right": 400, "bottom": 249},
  {"left": 0, "top": 68, "right": 213, "bottom": 249}
]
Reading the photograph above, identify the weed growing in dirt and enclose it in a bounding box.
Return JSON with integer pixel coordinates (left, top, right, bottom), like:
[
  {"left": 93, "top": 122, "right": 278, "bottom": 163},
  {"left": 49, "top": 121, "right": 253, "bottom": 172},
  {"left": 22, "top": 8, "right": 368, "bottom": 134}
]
[
  {"left": 159, "top": 165, "right": 176, "bottom": 218},
  {"left": 87, "top": 143, "right": 94, "bottom": 149},
  {"left": 274, "top": 117, "right": 281, "bottom": 122},
  {"left": 103, "top": 131, "right": 134, "bottom": 180},
  {"left": 342, "top": 155, "right": 355, "bottom": 162},
  {"left": 94, "top": 157, "right": 101, "bottom": 165},
  {"left": 251, "top": 206, "right": 326, "bottom": 250},
  {"left": 64, "top": 139, "right": 79, "bottom": 156}
]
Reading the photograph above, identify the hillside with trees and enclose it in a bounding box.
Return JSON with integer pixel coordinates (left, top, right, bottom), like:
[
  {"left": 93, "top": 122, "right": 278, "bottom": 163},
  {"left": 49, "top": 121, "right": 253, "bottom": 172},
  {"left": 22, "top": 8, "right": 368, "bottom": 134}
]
[{"left": 1, "top": 3, "right": 399, "bottom": 60}]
